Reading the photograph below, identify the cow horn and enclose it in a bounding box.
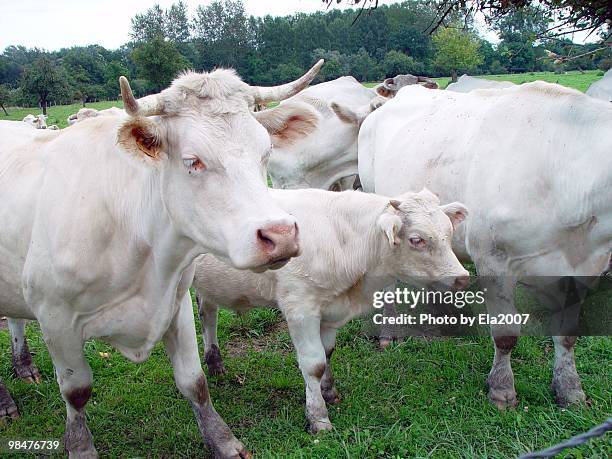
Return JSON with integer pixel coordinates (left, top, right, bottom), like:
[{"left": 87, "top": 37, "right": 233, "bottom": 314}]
[
  {"left": 119, "top": 76, "right": 165, "bottom": 117},
  {"left": 250, "top": 59, "right": 324, "bottom": 104}
]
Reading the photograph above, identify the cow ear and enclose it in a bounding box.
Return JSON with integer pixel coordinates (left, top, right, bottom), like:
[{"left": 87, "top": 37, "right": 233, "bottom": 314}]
[
  {"left": 117, "top": 117, "right": 163, "bottom": 160},
  {"left": 254, "top": 102, "right": 318, "bottom": 148},
  {"left": 375, "top": 85, "right": 392, "bottom": 98},
  {"left": 378, "top": 212, "right": 403, "bottom": 247},
  {"left": 441, "top": 202, "right": 468, "bottom": 229},
  {"left": 330, "top": 101, "right": 375, "bottom": 128}
]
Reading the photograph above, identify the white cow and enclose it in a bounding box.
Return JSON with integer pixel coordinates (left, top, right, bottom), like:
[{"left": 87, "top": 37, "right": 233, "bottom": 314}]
[
  {"left": 0, "top": 61, "right": 324, "bottom": 458},
  {"left": 22, "top": 113, "right": 48, "bottom": 129},
  {"left": 194, "top": 188, "right": 469, "bottom": 432},
  {"left": 67, "top": 106, "right": 125, "bottom": 125},
  {"left": 586, "top": 68, "right": 612, "bottom": 102},
  {"left": 446, "top": 74, "right": 516, "bottom": 92},
  {"left": 358, "top": 82, "right": 612, "bottom": 409},
  {"left": 268, "top": 74, "right": 434, "bottom": 191}
]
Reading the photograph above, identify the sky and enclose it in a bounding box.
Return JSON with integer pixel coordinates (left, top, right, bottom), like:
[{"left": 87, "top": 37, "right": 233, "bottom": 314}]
[
  {"left": 0, "top": 0, "right": 369, "bottom": 51},
  {"left": 0, "top": 0, "right": 596, "bottom": 52}
]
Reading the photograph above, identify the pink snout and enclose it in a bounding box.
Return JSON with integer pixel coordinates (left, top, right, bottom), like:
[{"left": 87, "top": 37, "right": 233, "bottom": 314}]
[{"left": 257, "top": 222, "right": 300, "bottom": 268}]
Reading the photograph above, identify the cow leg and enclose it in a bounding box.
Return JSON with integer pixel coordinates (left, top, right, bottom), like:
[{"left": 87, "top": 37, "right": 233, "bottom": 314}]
[
  {"left": 285, "top": 311, "right": 331, "bottom": 433},
  {"left": 8, "top": 319, "right": 41, "bottom": 383},
  {"left": 551, "top": 336, "right": 585, "bottom": 407},
  {"left": 378, "top": 283, "right": 398, "bottom": 349},
  {"left": 40, "top": 328, "right": 96, "bottom": 458},
  {"left": 0, "top": 379, "right": 19, "bottom": 420},
  {"left": 165, "top": 293, "right": 248, "bottom": 459},
  {"left": 196, "top": 293, "right": 225, "bottom": 376},
  {"left": 320, "top": 325, "right": 339, "bottom": 405},
  {"left": 483, "top": 276, "right": 520, "bottom": 410}
]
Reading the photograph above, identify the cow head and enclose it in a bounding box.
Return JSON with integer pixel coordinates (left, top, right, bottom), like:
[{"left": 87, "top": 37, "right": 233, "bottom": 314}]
[
  {"left": 116, "top": 61, "right": 324, "bottom": 270},
  {"left": 377, "top": 188, "right": 469, "bottom": 290}
]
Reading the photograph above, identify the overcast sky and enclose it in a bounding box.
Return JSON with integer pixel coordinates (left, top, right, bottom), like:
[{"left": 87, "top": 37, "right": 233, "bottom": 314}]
[
  {"left": 1, "top": 0, "right": 374, "bottom": 51},
  {"left": 0, "top": 0, "right": 595, "bottom": 51}
]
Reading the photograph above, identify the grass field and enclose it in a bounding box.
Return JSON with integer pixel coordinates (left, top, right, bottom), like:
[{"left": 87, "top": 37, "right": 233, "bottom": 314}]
[
  {"left": 0, "top": 71, "right": 610, "bottom": 458},
  {"left": 0, "top": 100, "right": 123, "bottom": 129}
]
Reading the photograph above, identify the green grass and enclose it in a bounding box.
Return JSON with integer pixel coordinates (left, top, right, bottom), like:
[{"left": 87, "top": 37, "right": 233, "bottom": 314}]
[
  {"left": 365, "top": 69, "right": 603, "bottom": 92},
  {"left": 0, "top": 305, "right": 610, "bottom": 458},
  {"left": 0, "top": 100, "right": 123, "bottom": 129}
]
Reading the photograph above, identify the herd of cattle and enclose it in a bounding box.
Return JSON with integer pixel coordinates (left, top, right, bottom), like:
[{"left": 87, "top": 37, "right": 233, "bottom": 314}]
[{"left": 0, "top": 60, "right": 611, "bottom": 457}]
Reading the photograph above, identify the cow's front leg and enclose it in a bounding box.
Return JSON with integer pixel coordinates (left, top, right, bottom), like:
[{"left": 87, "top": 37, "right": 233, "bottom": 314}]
[
  {"left": 551, "top": 336, "right": 585, "bottom": 406},
  {"left": 40, "top": 327, "right": 96, "bottom": 458},
  {"left": 165, "top": 294, "right": 249, "bottom": 458},
  {"left": 8, "top": 319, "right": 41, "bottom": 383},
  {"left": 320, "top": 325, "right": 339, "bottom": 405},
  {"left": 378, "top": 283, "right": 398, "bottom": 349},
  {"left": 483, "top": 276, "right": 520, "bottom": 409},
  {"left": 196, "top": 293, "right": 225, "bottom": 376},
  {"left": 285, "top": 312, "right": 331, "bottom": 433}
]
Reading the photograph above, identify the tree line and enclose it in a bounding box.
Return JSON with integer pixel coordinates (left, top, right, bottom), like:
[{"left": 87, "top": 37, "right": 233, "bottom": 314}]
[{"left": 0, "top": 0, "right": 610, "bottom": 113}]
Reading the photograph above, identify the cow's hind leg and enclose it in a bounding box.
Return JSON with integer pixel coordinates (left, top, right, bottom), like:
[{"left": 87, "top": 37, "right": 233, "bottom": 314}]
[
  {"left": 166, "top": 293, "right": 249, "bottom": 458},
  {"left": 320, "top": 325, "right": 339, "bottom": 405},
  {"left": 196, "top": 293, "right": 225, "bottom": 376},
  {"left": 8, "top": 319, "right": 41, "bottom": 383},
  {"left": 0, "top": 379, "right": 19, "bottom": 420},
  {"left": 551, "top": 336, "right": 585, "bottom": 406},
  {"left": 40, "top": 325, "right": 97, "bottom": 458}
]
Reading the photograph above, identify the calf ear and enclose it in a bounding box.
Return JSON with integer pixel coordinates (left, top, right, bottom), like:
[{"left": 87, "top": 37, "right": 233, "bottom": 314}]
[
  {"left": 117, "top": 117, "right": 163, "bottom": 160},
  {"left": 378, "top": 212, "right": 403, "bottom": 247},
  {"left": 441, "top": 202, "right": 468, "bottom": 229},
  {"left": 254, "top": 102, "right": 318, "bottom": 148}
]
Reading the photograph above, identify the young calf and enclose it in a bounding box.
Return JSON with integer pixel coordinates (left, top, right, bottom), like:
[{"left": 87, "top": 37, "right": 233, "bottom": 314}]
[{"left": 194, "top": 188, "right": 469, "bottom": 433}]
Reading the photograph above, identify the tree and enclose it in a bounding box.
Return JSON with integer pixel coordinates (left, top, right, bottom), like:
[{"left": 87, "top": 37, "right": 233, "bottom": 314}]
[
  {"left": 192, "top": 0, "right": 254, "bottom": 71},
  {"left": 432, "top": 28, "right": 483, "bottom": 81},
  {"left": 324, "top": 1, "right": 611, "bottom": 38},
  {"left": 350, "top": 47, "right": 381, "bottom": 81},
  {"left": 21, "top": 56, "right": 67, "bottom": 114},
  {"left": 382, "top": 50, "right": 423, "bottom": 77},
  {"left": 0, "top": 84, "right": 11, "bottom": 115},
  {"left": 131, "top": 37, "right": 190, "bottom": 91},
  {"left": 494, "top": 6, "right": 549, "bottom": 72}
]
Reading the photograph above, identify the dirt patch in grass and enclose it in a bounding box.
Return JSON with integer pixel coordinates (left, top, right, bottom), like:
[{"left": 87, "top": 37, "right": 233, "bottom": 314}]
[{"left": 225, "top": 319, "right": 291, "bottom": 357}]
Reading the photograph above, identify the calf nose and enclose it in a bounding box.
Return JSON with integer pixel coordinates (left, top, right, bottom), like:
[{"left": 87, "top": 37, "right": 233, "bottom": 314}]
[
  {"left": 453, "top": 274, "right": 470, "bottom": 290},
  {"left": 257, "top": 222, "right": 300, "bottom": 263}
]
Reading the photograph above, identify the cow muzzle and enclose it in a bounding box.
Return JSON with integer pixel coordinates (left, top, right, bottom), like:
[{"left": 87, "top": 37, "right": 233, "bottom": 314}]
[{"left": 255, "top": 221, "right": 300, "bottom": 270}]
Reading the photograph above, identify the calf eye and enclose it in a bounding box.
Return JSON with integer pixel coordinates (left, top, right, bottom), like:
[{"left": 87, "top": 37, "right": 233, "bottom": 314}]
[
  {"left": 182, "top": 155, "right": 206, "bottom": 173},
  {"left": 409, "top": 236, "right": 427, "bottom": 249}
]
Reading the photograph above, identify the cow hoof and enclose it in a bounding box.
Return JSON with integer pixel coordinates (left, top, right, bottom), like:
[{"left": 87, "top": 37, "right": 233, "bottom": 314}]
[
  {"left": 13, "top": 362, "right": 42, "bottom": 384},
  {"left": 205, "top": 345, "right": 226, "bottom": 377},
  {"left": 552, "top": 379, "right": 586, "bottom": 407},
  {"left": 207, "top": 363, "right": 227, "bottom": 377},
  {"left": 68, "top": 450, "right": 98, "bottom": 459},
  {"left": 0, "top": 386, "right": 19, "bottom": 421},
  {"left": 378, "top": 337, "right": 393, "bottom": 349},
  {"left": 322, "top": 387, "right": 340, "bottom": 405},
  {"left": 488, "top": 388, "right": 518, "bottom": 410},
  {"left": 309, "top": 419, "right": 333, "bottom": 434},
  {"left": 215, "top": 438, "right": 251, "bottom": 459}
]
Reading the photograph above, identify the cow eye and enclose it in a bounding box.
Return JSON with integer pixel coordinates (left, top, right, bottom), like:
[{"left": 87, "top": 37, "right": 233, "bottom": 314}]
[
  {"left": 182, "top": 155, "right": 206, "bottom": 173},
  {"left": 409, "top": 236, "right": 427, "bottom": 249}
]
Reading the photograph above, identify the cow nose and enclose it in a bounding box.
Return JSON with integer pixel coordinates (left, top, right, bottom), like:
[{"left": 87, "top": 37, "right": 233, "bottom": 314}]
[
  {"left": 453, "top": 275, "right": 470, "bottom": 290},
  {"left": 257, "top": 222, "right": 300, "bottom": 263}
]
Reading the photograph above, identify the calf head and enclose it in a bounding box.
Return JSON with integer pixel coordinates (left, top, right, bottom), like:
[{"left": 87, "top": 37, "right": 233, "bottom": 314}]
[
  {"left": 377, "top": 188, "right": 469, "bottom": 289},
  {"left": 115, "top": 61, "right": 324, "bottom": 270}
]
